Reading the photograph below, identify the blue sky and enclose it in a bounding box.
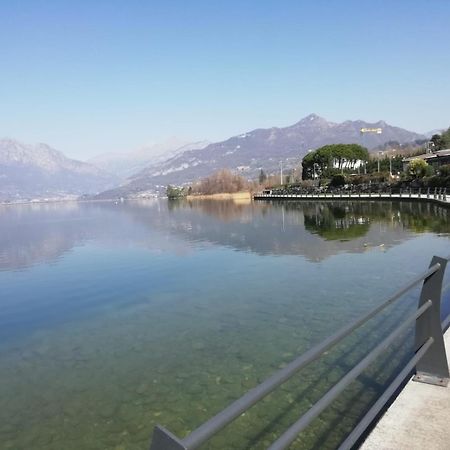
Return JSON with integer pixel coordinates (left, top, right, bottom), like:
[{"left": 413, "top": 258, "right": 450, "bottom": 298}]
[{"left": 1, "top": 0, "right": 449, "bottom": 159}]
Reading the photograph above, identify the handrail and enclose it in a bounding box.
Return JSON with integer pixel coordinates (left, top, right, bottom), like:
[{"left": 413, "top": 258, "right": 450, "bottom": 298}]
[
  {"left": 253, "top": 187, "right": 449, "bottom": 205},
  {"left": 255, "top": 187, "right": 448, "bottom": 197},
  {"left": 268, "top": 302, "right": 432, "bottom": 450},
  {"left": 149, "top": 255, "right": 450, "bottom": 450}
]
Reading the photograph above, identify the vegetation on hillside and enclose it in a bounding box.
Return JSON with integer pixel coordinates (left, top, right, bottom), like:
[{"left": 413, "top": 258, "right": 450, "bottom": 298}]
[
  {"left": 168, "top": 131, "right": 450, "bottom": 198},
  {"left": 430, "top": 127, "right": 450, "bottom": 150}
]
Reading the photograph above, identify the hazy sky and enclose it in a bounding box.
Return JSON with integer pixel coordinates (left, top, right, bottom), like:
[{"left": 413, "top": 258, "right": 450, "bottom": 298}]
[{"left": 1, "top": 0, "right": 449, "bottom": 160}]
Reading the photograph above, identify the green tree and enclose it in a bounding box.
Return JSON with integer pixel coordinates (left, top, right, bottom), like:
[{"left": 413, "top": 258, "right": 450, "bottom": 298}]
[
  {"left": 329, "top": 174, "right": 346, "bottom": 187},
  {"left": 166, "top": 185, "right": 186, "bottom": 199},
  {"left": 431, "top": 127, "right": 450, "bottom": 150},
  {"left": 408, "top": 159, "right": 428, "bottom": 178},
  {"left": 302, "top": 144, "right": 369, "bottom": 179}
]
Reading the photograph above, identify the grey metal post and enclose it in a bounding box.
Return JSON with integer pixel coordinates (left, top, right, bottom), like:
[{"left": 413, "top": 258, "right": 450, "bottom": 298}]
[
  {"left": 413, "top": 256, "right": 450, "bottom": 386},
  {"left": 150, "top": 425, "right": 187, "bottom": 450}
]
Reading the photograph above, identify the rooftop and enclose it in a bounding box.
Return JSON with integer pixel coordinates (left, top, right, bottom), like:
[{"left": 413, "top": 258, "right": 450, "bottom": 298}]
[{"left": 403, "top": 149, "right": 450, "bottom": 162}]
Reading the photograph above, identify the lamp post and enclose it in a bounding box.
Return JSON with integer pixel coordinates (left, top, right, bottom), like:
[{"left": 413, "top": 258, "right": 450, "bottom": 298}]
[
  {"left": 280, "top": 161, "right": 283, "bottom": 185},
  {"left": 389, "top": 149, "right": 396, "bottom": 176},
  {"left": 378, "top": 151, "right": 383, "bottom": 172}
]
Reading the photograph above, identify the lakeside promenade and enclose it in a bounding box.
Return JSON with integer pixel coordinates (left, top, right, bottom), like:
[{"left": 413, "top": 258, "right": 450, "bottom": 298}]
[
  {"left": 253, "top": 191, "right": 450, "bottom": 207},
  {"left": 361, "top": 327, "right": 450, "bottom": 450}
]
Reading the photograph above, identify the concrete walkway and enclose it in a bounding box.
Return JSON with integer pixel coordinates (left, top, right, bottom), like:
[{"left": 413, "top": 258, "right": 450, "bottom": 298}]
[{"left": 360, "top": 330, "right": 450, "bottom": 450}]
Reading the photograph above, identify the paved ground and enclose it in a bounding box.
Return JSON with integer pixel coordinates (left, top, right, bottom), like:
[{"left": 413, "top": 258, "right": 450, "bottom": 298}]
[{"left": 360, "top": 330, "right": 450, "bottom": 450}]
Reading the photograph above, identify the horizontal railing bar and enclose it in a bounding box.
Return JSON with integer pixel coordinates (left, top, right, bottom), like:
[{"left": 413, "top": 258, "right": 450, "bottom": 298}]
[
  {"left": 267, "top": 301, "right": 433, "bottom": 450},
  {"left": 181, "top": 265, "right": 440, "bottom": 449},
  {"left": 337, "top": 337, "right": 433, "bottom": 450}
]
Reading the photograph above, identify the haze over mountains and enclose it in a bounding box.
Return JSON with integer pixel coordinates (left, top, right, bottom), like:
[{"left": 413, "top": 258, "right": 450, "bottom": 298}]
[
  {"left": 0, "top": 139, "right": 118, "bottom": 201},
  {"left": 98, "top": 114, "right": 426, "bottom": 198},
  {"left": 1, "top": 114, "right": 428, "bottom": 201},
  {"left": 88, "top": 138, "right": 210, "bottom": 178}
]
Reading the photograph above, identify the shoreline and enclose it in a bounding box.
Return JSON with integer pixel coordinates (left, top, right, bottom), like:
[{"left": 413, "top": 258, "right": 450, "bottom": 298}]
[
  {"left": 186, "top": 191, "right": 252, "bottom": 201},
  {"left": 2, "top": 191, "right": 449, "bottom": 208}
]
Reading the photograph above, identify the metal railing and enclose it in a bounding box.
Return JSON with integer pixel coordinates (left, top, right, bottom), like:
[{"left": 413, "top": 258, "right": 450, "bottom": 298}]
[
  {"left": 149, "top": 255, "right": 450, "bottom": 450},
  {"left": 254, "top": 187, "right": 449, "bottom": 204}
]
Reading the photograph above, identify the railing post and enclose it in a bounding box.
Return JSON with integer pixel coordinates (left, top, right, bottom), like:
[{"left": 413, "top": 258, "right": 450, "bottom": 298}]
[
  {"left": 149, "top": 425, "right": 187, "bottom": 450},
  {"left": 413, "top": 256, "right": 449, "bottom": 387}
]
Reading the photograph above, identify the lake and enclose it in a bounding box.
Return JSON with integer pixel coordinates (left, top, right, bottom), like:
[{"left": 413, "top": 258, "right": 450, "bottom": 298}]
[{"left": 0, "top": 199, "right": 449, "bottom": 450}]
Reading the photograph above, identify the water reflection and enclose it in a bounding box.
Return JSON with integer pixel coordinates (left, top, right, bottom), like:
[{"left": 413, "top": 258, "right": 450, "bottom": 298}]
[
  {"left": 150, "top": 199, "right": 450, "bottom": 260},
  {"left": 0, "top": 199, "right": 449, "bottom": 450},
  {"left": 1, "top": 199, "right": 449, "bottom": 271},
  {"left": 304, "top": 203, "right": 370, "bottom": 240}
]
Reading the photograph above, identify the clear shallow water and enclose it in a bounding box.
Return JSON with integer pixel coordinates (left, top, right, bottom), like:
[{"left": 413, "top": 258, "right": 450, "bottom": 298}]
[{"left": 0, "top": 199, "right": 449, "bottom": 450}]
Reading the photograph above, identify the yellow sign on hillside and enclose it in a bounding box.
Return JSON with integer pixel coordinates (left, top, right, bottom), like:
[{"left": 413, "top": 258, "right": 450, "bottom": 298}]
[{"left": 360, "top": 127, "right": 383, "bottom": 134}]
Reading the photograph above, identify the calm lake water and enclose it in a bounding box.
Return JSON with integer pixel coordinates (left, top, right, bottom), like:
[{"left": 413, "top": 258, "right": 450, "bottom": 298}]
[{"left": 0, "top": 199, "right": 449, "bottom": 450}]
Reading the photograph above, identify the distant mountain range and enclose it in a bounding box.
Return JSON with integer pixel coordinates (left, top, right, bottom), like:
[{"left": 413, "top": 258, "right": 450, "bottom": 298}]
[
  {"left": 1, "top": 115, "right": 429, "bottom": 201},
  {"left": 88, "top": 138, "right": 210, "bottom": 178},
  {"left": 0, "top": 139, "right": 118, "bottom": 201},
  {"left": 97, "top": 114, "right": 426, "bottom": 198}
]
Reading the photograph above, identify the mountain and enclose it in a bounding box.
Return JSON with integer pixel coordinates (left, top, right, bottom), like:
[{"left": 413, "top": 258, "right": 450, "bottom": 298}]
[
  {"left": 97, "top": 114, "right": 425, "bottom": 198},
  {"left": 88, "top": 138, "right": 210, "bottom": 178},
  {"left": 0, "top": 139, "right": 118, "bottom": 201}
]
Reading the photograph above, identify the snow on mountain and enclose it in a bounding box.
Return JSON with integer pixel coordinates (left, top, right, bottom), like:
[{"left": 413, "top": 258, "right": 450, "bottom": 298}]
[
  {"left": 88, "top": 138, "right": 210, "bottom": 178},
  {"left": 96, "top": 114, "right": 425, "bottom": 198},
  {"left": 0, "top": 139, "right": 118, "bottom": 201}
]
